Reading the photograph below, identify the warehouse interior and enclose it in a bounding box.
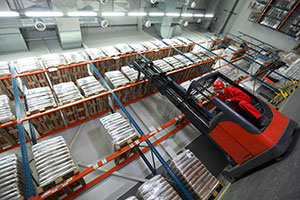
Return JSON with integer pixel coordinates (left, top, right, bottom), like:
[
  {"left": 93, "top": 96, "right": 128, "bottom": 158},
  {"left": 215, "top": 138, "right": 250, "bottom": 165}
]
[{"left": 0, "top": 0, "right": 300, "bottom": 200}]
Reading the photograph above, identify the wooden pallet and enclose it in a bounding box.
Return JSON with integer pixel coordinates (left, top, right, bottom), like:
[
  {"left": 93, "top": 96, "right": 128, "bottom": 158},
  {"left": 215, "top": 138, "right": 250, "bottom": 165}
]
[
  {"left": 0, "top": 123, "right": 30, "bottom": 150},
  {"left": 26, "top": 104, "right": 57, "bottom": 116},
  {"left": 85, "top": 93, "right": 108, "bottom": 116},
  {"left": 206, "top": 181, "right": 225, "bottom": 200},
  {"left": 21, "top": 73, "right": 50, "bottom": 89},
  {"left": 47, "top": 68, "right": 71, "bottom": 84},
  {"left": 114, "top": 133, "right": 141, "bottom": 165},
  {"left": 0, "top": 77, "right": 19, "bottom": 99},
  {"left": 68, "top": 63, "right": 89, "bottom": 82}
]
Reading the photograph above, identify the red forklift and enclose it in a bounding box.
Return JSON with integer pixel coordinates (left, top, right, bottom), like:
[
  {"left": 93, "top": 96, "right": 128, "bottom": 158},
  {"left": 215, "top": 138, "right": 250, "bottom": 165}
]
[{"left": 128, "top": 59, "right": 298, "bottom": 182}]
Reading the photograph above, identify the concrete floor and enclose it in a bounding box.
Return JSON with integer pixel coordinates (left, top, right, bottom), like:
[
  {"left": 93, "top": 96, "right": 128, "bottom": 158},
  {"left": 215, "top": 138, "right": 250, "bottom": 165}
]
[{"left": 220, "top": 87, "right": 300, "bottom": 200}]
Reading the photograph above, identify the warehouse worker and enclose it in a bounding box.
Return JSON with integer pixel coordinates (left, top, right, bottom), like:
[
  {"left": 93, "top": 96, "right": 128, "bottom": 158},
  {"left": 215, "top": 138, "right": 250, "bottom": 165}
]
[{"left": 212, "top": 80, "right": 268, "bottom": 127}]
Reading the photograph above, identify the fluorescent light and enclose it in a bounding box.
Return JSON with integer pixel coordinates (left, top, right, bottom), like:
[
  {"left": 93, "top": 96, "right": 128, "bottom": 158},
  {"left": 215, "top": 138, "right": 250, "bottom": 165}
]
[
  {"left": 67, "top": 11, "right": 97, "bottom": 16},
  {"left": 181, "top": 13, "right": 193, "bottom": 17},
  {"left": 149, "top": 12, "right": 165, "bottom": 16},
  {"left": 166, "top": 13, "right": 180, "bottom": 17},
  {"left": 205, "top": 14, "right": 214, "bottom": 18},
  {"left": 128, "top": 12, "right": 147, "bottom": 16},
  {"left": 101, "top": 12, "right": 125, "bottom": 16},
  {"left": 25, "top": 11, "right": 63, "bottom": 17},
  {"left": 0, "top": 11, "right": 19, "bottom": 17},
  {"left": 193, "top": 13, "right": 204, "bottom": 17}
]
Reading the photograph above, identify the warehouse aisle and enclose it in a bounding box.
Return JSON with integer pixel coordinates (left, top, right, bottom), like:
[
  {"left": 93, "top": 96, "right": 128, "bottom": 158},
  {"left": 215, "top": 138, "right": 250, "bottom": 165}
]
[{"left": 220, "top": 88, "right": 300, "bottom": 200}]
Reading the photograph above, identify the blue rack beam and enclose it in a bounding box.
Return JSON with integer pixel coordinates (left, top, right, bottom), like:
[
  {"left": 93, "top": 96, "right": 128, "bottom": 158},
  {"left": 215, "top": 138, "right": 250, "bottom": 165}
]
[
  {"left": 10, "top": 65, "right": 35, "bottom": 198},
  {"left": 187, "top": 37, "right": 280, "bottom": 93},
  {"left": 238, "top": 31, "right": 277, "bottom": 49},
  {"left": 87, "top": 58, "right": 194, "bottom": 200}
]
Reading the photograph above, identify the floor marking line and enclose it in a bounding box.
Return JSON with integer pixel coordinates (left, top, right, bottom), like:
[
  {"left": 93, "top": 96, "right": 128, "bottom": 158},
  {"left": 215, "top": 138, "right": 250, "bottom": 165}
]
[{"left": 217, "top": 182, "right": 231, "bottom": 200}]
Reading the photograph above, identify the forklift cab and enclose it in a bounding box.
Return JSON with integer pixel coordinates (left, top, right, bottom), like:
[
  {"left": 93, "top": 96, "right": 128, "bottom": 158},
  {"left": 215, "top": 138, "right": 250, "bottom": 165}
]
[{"left": 187, "top": 72, "right": 296, "bottom": 181}]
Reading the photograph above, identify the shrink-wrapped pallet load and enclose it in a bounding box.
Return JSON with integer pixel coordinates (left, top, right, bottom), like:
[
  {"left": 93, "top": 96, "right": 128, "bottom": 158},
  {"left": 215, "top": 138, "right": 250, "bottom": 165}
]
[
  {"left": 63, "top": 52, "right": 86, "bottom": 65},
  {"left": 170, "top": 150, "right": 221, "bottom": 200},
  {"left": 85, "top": 48, "right": 107, "bottom": 61},
  {"left": 62, "top": 52, "right": 88, "bottom": 82},
  {"left": 141, "top": 41, "right": 159, "bottom": 60},
  {"left": 114, "top": 44, "right": 134, "bottom": 55},
  {"left": 0, "top": 95, "right": 15, "bottom": 123},
  {"left": 99, "top": 112, "right": 140, "bottom": 164},
  {"left": 0, "top": 154, "right": 26, "bottom": 200},
  {"left": 217, "top": 67, "right": 244, "bottom": 82},
  {"left": 153, "top": 60, "right": 174, "bottom": 72},
  {"left": 163, "top": 56, "right": 185, "bottom": 69},
  {"left": 102, "top": 46, "right": 121, "bottom": 57},
  {"left": 0, "top": 62, "right": 14, "bottom": 99},
  {"left": 41, "top": 54, "right": 66, "bottom": 69},
  {"left": 124, "top": 196, "right": 138, "bottom": 200},
  {"left": 16, "top": 57, "right": 43, "bottom": 73},
  {"left": 137, "top": 175, "right": 182, "bottom": 200},
  {"left": 53, "top": 82, "right": 83, "bottom": 103},
  {"left": 130, "top": 44, "right": 147, "bottom": 52},
  {"left": 32, "top": 136, "right": 84, "bottom": 196},
  {"left": 76, "top": 76, "right": 108, "bottom": 116},
  {"left": 174, "top": 54, "right": 194, "bottom": 66},
  {"left": 114, "top": 44, "right": 137, "bottom": 66}
]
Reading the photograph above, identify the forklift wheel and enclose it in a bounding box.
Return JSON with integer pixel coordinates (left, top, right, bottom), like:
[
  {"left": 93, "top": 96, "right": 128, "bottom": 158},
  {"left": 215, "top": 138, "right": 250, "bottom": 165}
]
[{"left": 222, "top": 171, "right": 236, "bottom": 183}]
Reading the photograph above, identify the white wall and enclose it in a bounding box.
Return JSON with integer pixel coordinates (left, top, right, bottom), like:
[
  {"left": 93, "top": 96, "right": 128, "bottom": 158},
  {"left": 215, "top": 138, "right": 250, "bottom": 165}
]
[{"left": 214, "top": 0, "right": 299, "bottom": 51}]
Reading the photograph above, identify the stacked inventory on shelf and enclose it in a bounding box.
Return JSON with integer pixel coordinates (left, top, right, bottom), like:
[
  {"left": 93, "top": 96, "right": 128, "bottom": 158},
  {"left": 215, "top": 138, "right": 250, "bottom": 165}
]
[
  {"left": 62, "top": 52, "right": 88, "bottom": 82},
  {"left": 0, "top": 61, "right": 15, "bottom": 99},
  {"left": 53, "top": 82, "right": 88, "bottom": 124},
  {"left": 217, "top": 67, "right": 244, "bottom": 82},
  {"left": 137, "top": 175, "right": 182, "bottom": 200},
  {"left": 153, "top": 59, "right": 174, "bottom": 72},
  {"left": 170, "top": 150, "right": 221, "bottom": 200},
  {"left": 25, "top": 86, "right": 64, "bottom": 135},
  {"left": 163, "top": 56, "right": 185, "bottom": 69},
  {"left": 99, "top": 112, "right": 140, "bottom": 164},
  {"left": 121, "top": 66, "right": 146, "bottom": 99},
  {"left": 32, "top": 136, "right": 84, "bottom": 196},
  {"left": 76, "top": 76, "right": 108, "bottom": 116},
  {"left": 0, "top": 154, "right": 26, "bottom": 200}
]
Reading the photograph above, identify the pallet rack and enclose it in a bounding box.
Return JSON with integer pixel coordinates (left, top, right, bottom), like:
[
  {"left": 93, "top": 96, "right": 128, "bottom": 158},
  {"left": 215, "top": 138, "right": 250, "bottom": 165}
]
[
  {"left": 0, "top": 36, "right": 277, "bottom": 200},
  {"left": 251, "top": 0, "right": 300, "bottom": 38}
]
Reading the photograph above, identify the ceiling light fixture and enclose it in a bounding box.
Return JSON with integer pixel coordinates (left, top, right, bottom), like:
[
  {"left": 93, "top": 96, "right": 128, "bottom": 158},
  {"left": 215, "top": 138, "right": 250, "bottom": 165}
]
[
  {"left": 149, "top": 12, "right": 165, "bottom": 16},
  {"left": 101, "top": 12, "right": 125, "bottom": 16},
  {"left": 25, "top": 11, "right": 64, "bottom": 17},
  {"left": 128, "top": 12, "right": 147, "bottom": 16},
  {"left": 67, "top": 11, "right": 97, "bottom": 17},
  {"left": 166, "top": 13, "right": 180, "bottom": 17},
  {"left": 193, "top": 14, "right": 204, "bottom": 17},
  {"left": 205, "top": 14, "right": 214, "bottom": 18},
  {"left": 181, "top": 13, "right": 193, "bottom": 17},
  {"left": 0, "top": 11, "right": 19, "bottom": 17}
]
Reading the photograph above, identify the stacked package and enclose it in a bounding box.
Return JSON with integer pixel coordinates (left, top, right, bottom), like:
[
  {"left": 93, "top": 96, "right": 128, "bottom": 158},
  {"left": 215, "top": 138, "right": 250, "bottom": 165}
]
[
  {"left": 248, "top": 2, "right": 266, "bottom": 22},
  {"left": 0, "top": 61, "right": 10, "bottom": 76},
  {"left": 174, "top": 54, "right": 194, "bottom": 66},
  {"left": 0, "top": 154, "right": 26, "bottom": 200},
  {"left": 125, "top": 196, "right": 138, "bottom": 200},
  {"left": 53, "top": 82, "right": 83, "bottom": 103},
  {"left": 15, "top": 57, "right": 43, "bottom": 73},
  {"left": 63, "top": 52, "right": 85, "bottom": 64},
  {"left": 141, "top": 41, "right": 158, "bottom": 50},
  {"left": 184, "top": 52, "right": 202, "bottom": 63},
  {"left": 121, "top": 66, "right": 145, "bottom": 82},
  {"left": 171, "top": 38, "right": 185, "bottom": 46},
  {"left": 180, "top": 80, "right": 203, "bottom": 102},
  {"left": 285, "top": 59, "right": 300, "bottom": 80},
  {"left": 217, "top": 67, "right": 244, "bottom": 82},
  {"left": 105, "top": 70, "right": 130, "bottom": 88},
  {"left": 247, "top": 59, "right": 265, "bottom": 74},
  {"left": 99, "top": 112, "right": 138, "bottom": 153},
  {"left": 162, "top": 38, "right": 178, "bottom": 46},
  {"left": 178, "top": 37, "right": 193, "bottom": 45},
  {"left": 153, "top": 60, "right": 174, "bottom": 72},
  {"left": 0, "top": 95, "right": 14, "bottom": 123},
  {"left": 41, "top": 54, "right": 66, "bottom": 69},
  {"left": 137, "top": 175, "right": 182, "bottom": 200},
  {"left": 114, "top": 44, "right": 134, "bottom": 55},
  {"left": 76, "top": 76, "right": 106, "bottom": 97},
  {"left": 32, "top": 136, "right": 77, "bottom": 187},
  {"left": 163, "top": 56, "right": 185, "bottom": 69},
  {"left": 25, "top": 87, "right": 56, "bottom": 113},
  {"left": 151, "top": 40, "right": 168, "bottom": 49},
  {"left": 102, "top": 46, "right": 121, "bottom": 57},
  {"left": 170, "top": 150, "right": 220, "bottom": 200},
  {"left": 85, "top": 48, "right": 107, "bottom": 60},
  {"left": 130, "top": 44, "right": 147, "bottom": 52}
]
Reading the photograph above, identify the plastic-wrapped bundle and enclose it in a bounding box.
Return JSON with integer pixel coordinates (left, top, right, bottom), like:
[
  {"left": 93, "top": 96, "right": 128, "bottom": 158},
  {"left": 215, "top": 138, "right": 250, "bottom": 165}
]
[
  {"left": 266, "top": 7, "right": 288, "bottom": 20},
  {"left": 222, "top": 45, "right": 241, "bottom": 60},
  {"left": 141, "top": 41, "right": 158, "bottom": 50},
  {"left": 170, "top": 150, "right": 219, "bottom": 200},
  {"left": 114, "top": 44, "right": 134, "bottom": 55},
  {"left": 137, "top": 175, "right": 182, "bottom": 200},
  {"left": 32, "top": 136, "right": 77, "bottom": 187},
  {"left": 99, "top": 112, "right": 138, "bottom": 153},
  {"left": 151, "top": 40, "right": 168, "bottom": 48},
  {"left": 178, "top": 37, "right": 194, "bottom": 45},
  {"left": 63, "top": 52, "right": 86, "bottom": 64},
  {"left": 268, "top": 67, "right": 288, "bottom": 81},
  {"left": 173, "top": 54, "right": 194, "bottom": 66},
  {"left": 281, "top": 52, "right": 300, "bottom": 66},
  {"left": 0, "top": 61, "right": 10, "bottom": 76},
  {"left": 41, "top": 54, "right": 67, "bottom": 69},
  {"left": 121, "top": 66, "right": 145, "bottom": 82},
  {"left": 184, "top": 52, "right": 202, "bottom": 63},
  {"left": 163, "top": 56, "right": 185, "bottom": 69},
  {"left": 125, "top": 196, "right": 138, "bottom": 200},
  {"left": 0, "top": 154, "right": 26, "bottom": 200},
  {"left": 0, "top": 95, "right": 14, "bottom": 123},
  {"left": 76, "top": 76, "right": 106, "bottom": 97},
  {"left": 217, "top": 67, "right": 244, "bottom": 81},
  {"left": 248, "top": 2, "right": 266, "bottom": 21},
  {"left": 285, "top": 59, "right": 300, "bottom": 80},
  {"left": 15, "top": 57, "right": 43, "bottom": 73},
  {"left": 260, "top": 16, "right": 281, "bottom": 29},
  {"left": 85, "top": 48, "right": 107, "bottom": 60},
  {"left": 105, "top": 70, "right": 130, "bottom": 88},
  {"left": 130, "top": 44, "right": 147, "bottom": 52},
  {"left": 53, "top": 82, "right": 83, "bottom": 103},
  {"left": 247, "top": 59, "right": 264, "bottom": 74},
  {"left": 153, "top": 60, "right": 174, "bottom": 72},
  {"left": 275, "top": 0, "right": 297, "bottom": 10},
  {"left": 171, "top": 38, "right": 185, "bottom": 46},
  {"left": 25, "top": 87, "right": 56, "bottom": 113},
  {"left": 102, "top": 46, "right": 121, "bottom": 57}
]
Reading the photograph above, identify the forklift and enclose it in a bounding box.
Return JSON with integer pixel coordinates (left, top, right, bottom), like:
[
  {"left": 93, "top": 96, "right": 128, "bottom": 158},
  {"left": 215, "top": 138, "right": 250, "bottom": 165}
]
[{"left": 128, "top": 59, "right": 297, "bottom": 182}]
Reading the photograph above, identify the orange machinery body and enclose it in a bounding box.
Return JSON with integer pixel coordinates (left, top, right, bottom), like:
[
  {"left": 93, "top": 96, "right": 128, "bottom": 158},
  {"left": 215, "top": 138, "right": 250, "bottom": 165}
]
[{"left": 210, "top": 106, "right": 289, "bottom": 164}]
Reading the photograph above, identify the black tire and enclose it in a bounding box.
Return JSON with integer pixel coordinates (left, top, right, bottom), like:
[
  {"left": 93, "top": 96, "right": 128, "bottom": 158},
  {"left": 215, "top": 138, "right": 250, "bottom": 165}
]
[{"left": 222, "top": 171, "right": 236, "bottom": 183}]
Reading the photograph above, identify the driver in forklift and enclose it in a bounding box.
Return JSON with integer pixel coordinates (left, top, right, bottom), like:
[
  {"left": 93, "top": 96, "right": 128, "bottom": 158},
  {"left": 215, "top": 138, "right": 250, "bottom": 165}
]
[{"left": 212, "top": 80, "right": 268, "bottom": 128}]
